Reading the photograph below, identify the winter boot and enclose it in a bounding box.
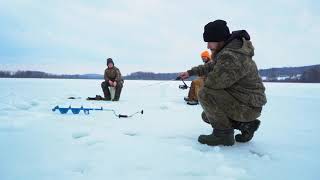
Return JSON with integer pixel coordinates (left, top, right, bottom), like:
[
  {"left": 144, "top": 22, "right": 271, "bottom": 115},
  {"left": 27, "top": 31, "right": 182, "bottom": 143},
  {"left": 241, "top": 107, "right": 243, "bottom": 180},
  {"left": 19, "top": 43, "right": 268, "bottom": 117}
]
[
  {"left": 187, "top": 100, "right": 199, "bottom": 105},
  {"left": 198, "top": 129, "right": 235, "bottom": 146},
  {"left": 102, "top": 88, "right": 111, "bottom": 100},
  {"left": 103, "top": 94, "right": 111, "bottom": 101},
  {"left": 232, "top": 119, "right": 260, "bottom": 143},
  {"left": 112, "top": 86, "right": 122, "bottom": 101}
]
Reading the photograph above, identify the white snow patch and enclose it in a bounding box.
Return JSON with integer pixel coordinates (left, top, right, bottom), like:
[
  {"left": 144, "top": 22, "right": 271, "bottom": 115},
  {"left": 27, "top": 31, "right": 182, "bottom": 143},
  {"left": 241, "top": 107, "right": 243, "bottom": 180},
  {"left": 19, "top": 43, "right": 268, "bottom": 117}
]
[{"left": 0, "top": 79, "right": 319, "bottom": 180}]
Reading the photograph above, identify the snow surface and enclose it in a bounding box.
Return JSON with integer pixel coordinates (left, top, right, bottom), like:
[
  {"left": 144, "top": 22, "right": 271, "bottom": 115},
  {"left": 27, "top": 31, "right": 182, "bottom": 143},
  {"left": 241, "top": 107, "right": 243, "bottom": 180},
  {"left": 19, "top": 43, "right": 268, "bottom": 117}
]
[{"left": 0, "top": 78, "right": 319, "bottom": 180}]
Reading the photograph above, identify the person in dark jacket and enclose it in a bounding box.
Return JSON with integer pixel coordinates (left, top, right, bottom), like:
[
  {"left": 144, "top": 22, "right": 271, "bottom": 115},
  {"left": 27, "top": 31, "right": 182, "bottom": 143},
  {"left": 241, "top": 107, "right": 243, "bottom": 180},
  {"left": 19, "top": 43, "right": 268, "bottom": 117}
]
[
  {"left": 101, "top": 58, "right": 124, "bottom": 101},
  {"left": 179, "top": 20, "right": 267, "bottom": 146}
]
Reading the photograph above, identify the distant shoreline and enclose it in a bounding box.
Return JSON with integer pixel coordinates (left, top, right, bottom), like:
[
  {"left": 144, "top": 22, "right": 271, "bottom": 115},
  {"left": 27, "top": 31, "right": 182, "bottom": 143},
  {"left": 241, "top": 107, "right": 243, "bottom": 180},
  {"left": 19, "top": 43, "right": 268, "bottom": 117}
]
[
  {"left": 1, "top": 77, "right": 320, "bottom": 83},
  {"left": 1, "top": 64, "right": 320, "bottom": 83}
]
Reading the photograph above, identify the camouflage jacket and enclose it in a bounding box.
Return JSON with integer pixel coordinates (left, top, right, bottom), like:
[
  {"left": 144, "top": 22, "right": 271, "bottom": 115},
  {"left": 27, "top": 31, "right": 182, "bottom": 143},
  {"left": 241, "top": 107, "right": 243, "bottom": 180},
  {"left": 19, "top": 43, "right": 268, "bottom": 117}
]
[
  {"left": 104, "top": 66, "right": 123, "bottom": 83},
  {"left": 187, "top": 31, "right": 267, "bottom": 107},
  {"left": 199, "top": 58, "right": 213, "bottom": 81}
]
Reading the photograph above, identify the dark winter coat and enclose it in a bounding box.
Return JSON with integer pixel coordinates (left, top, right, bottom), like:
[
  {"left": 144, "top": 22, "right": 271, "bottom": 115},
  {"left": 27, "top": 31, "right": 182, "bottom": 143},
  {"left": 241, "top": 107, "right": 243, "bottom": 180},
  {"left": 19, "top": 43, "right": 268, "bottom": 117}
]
[{"left": 104, "top": 66, "right": 123, "bottom": 84}]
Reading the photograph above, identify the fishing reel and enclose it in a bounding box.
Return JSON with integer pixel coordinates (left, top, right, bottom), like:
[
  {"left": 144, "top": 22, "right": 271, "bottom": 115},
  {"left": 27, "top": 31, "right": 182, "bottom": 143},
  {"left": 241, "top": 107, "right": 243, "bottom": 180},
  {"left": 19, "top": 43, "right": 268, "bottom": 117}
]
[
  {"left": 176, "top": 76, "right": 189, "bottom": 90},
  {"left": 179, "top": 84, "right": 188, "bottom": 90}
]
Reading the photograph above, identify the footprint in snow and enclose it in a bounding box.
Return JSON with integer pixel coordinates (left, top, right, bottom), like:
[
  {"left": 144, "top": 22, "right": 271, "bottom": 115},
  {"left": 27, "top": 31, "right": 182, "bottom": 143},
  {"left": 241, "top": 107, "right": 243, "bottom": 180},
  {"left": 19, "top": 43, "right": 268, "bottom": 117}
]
[
  {"left": 30, "top": 101, "right": 39, "bottom": 107},
  {"left": 124, "top": 132, "right": 139, "bottom": 137},
  {"left": 72, "top": 132, "right": 89, "bottom": 139},
  {"left": 86, "top": 140, "right": 105, "bottom": 146},
  {"left": 249, "top": 150, "right": 272, "bottom": 160},
  {"left": 159, "top": 105, "right": 169, "bottom": 110}
]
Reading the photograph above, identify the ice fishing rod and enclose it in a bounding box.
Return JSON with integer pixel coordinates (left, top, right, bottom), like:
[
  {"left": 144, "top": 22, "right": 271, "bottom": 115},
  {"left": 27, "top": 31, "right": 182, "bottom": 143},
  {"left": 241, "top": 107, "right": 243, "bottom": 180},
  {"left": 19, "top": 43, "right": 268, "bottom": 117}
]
[
  {"left": 52, "top": 105, "right": 143, "bottom": 118},
  {"left": 137, "top": 76, "right": 189, "bottom": 89},
  {"left": 175, "top": 76, "right": 189, "bottom": 90},
  {"left": 141, "top": 81, "right": 171, "bottom": 88}
]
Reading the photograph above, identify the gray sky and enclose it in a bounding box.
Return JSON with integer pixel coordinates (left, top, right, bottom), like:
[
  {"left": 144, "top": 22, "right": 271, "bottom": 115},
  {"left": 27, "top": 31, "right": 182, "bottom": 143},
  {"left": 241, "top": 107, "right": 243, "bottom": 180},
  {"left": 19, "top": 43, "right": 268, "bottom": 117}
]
[{"left": 0, "top": 0, "right": 319, "bottom": 75}]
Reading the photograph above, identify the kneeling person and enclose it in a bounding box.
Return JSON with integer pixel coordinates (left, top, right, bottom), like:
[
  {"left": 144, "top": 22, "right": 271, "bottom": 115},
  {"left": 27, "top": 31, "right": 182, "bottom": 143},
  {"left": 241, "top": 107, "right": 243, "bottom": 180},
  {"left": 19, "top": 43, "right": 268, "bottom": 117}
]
[
  {"left": 101, "top": 58, "right": 124, "bottom": 101},
  {"left": 179, "top": 20, "right": 267, "bottom": 146},
  {"left": 184, "top": 50, "right": 212, "bottom": 105}
]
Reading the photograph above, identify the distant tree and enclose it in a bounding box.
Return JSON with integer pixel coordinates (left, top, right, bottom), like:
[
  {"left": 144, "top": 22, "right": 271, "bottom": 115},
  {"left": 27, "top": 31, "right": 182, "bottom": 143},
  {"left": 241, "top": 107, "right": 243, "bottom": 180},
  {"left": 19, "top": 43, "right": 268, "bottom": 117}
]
[
  {"left": 301, "top": 67, "right": 320, "bottom": 82},
  {"left": 124, "top": 72, "right": 179, "bottom": 80},
  {"left": 266, "top": 68, "right": 279, "bottom": 81},
  {"left": 0, "top": 71, "right": 11, "bottom": 77}
]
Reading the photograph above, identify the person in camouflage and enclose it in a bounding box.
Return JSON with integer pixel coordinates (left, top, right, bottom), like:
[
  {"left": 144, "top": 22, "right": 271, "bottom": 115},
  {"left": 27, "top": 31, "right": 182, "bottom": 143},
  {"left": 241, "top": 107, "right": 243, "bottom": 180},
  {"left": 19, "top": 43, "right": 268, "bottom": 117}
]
[
  {"left": 101, "top": 58, "right": 124, "bottom": 101},
  {"left": 179, "top": 20, "right": 267, "bottom": 146}
]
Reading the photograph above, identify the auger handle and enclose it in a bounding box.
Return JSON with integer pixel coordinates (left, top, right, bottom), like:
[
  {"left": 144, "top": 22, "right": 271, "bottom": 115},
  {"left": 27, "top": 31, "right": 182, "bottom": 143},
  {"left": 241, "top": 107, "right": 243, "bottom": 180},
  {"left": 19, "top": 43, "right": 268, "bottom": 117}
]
[{"left": 118, "top": 114, "right": 128, "bottom": 118}]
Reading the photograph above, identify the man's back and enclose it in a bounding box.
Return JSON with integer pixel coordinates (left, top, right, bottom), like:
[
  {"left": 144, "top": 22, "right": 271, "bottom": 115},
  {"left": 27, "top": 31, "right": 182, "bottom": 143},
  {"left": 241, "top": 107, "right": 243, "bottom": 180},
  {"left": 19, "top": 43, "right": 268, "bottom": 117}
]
[{"left": 204, "top": 33, "right": 267, "bottom": 107}]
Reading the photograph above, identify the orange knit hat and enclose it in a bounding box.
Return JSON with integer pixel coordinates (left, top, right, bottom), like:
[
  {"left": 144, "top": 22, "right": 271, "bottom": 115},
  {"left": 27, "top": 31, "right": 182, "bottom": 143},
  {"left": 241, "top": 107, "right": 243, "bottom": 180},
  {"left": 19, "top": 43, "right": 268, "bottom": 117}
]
[{"left": 201, "top": 50, "right": 211, "bottom": 59}]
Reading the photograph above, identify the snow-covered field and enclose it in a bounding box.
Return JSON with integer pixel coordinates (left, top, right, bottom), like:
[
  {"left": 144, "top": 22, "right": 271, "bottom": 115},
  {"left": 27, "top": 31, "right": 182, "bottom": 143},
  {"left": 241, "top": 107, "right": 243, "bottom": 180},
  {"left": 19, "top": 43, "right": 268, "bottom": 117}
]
[{"left": 0, "top": 78, "right": 319, "bottom": 180}]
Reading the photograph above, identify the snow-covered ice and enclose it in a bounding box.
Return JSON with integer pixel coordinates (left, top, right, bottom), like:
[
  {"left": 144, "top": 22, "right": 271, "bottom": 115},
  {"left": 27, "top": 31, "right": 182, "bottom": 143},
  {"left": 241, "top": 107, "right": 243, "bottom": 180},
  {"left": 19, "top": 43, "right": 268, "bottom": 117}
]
[{"left": 0, "top": 78, "right": 319, "bottom": 180}]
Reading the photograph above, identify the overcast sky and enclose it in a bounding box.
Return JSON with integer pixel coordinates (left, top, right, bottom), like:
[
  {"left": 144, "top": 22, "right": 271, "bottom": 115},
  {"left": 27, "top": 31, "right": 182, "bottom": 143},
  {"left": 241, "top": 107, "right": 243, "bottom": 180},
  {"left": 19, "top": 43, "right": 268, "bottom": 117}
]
[{"left": 0, "top": 0, "right": 319, "bottom": 75}]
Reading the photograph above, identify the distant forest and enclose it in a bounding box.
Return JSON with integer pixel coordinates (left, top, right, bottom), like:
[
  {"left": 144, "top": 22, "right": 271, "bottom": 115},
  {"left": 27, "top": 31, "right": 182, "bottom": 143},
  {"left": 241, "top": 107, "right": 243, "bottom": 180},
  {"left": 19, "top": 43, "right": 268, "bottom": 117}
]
[
  {"left": 0, "top": 70, "right": 103, "bottom": 79},
  {"left": 124, "top": 72, "right": 179, "bottom": 80},
  {"left": 259, "top": 64, "right": 320, "bottom": 82},
  {"left": 1, "top": 64, "right": 320, "bottom": 82}
]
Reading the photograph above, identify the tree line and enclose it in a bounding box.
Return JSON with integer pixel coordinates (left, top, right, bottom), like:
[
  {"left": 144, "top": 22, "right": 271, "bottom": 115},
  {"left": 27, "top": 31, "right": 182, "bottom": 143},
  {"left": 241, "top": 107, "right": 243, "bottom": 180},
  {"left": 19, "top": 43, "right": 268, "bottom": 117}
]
[
  {"left": 1, "top": 65, "right": 320, "bottom": 82},
  {"left": 0, "top": 70, "right": 86, "bottom": 79}
]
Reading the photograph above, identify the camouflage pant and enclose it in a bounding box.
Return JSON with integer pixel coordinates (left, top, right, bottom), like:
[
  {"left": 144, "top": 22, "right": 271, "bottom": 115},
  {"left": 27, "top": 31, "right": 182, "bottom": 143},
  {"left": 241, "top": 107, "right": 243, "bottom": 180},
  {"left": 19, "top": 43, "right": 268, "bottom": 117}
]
[
  {"left": 187, "top": 77, "right": 204, "bottom": 101},
  {"left": 101, "top": 81, "right": 123, "bottom": 100},
  {"left": 198, "top": 88, "right": 262, "bottom": 130}
]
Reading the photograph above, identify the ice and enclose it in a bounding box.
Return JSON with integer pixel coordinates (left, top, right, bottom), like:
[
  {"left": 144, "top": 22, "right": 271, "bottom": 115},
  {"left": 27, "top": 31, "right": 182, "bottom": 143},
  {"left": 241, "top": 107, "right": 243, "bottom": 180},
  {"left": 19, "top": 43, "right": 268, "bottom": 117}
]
[
  {"left": 0, "top": 78, "right": 319, "bottom": 180},
  {"left": 72, "top": 132, "right": 90, "bottom": 139}
]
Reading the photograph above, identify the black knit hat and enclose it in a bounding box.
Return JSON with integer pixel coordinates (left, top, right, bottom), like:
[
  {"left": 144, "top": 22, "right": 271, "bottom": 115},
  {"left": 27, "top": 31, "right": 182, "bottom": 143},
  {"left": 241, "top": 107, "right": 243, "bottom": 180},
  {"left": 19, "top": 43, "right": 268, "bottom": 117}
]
[
  {"left": 107, "top": 58, "right": 114, "bottom": 65},
  {"left": 203, "top": 20, "right": 231, "bottom": 42}
]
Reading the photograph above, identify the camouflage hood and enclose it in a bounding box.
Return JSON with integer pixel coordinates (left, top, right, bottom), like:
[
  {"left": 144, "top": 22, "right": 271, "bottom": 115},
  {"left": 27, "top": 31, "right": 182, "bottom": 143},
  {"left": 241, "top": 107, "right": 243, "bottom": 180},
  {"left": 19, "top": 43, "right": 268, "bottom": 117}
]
[{"left": 222, "top": 30, "right": 254, "bottom": 57}]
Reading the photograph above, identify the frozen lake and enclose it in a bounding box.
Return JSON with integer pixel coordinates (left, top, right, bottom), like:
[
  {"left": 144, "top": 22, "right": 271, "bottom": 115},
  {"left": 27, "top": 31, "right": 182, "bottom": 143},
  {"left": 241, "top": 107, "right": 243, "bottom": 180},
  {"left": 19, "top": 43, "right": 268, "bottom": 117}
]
[{"left": 0, "top": 78, "right": 319, "bottom": 180}]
